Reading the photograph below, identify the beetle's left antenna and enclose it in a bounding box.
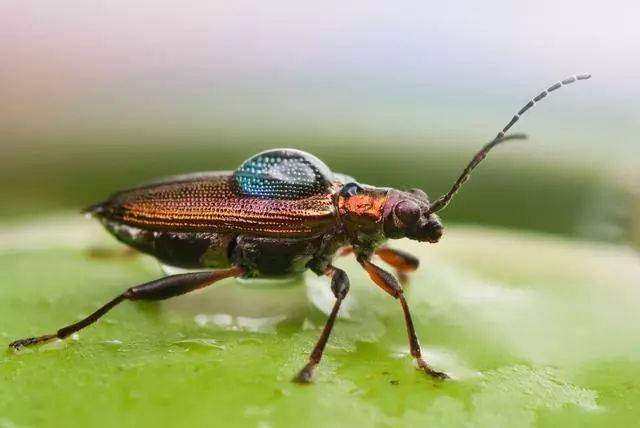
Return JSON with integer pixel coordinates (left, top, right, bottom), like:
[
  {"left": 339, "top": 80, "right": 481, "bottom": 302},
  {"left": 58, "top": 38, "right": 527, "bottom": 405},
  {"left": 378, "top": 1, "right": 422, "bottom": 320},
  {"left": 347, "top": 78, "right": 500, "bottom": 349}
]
[{"left": 428, "top": 74, "right": 591, "bottom": 214}]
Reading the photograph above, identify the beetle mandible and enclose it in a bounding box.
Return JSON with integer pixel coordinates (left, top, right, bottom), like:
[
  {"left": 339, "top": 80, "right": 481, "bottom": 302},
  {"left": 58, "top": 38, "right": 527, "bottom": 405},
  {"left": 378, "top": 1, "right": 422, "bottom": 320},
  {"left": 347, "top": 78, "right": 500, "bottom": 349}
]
[{"left": 10, "top": 74, "right": 591, "bottom": 382}]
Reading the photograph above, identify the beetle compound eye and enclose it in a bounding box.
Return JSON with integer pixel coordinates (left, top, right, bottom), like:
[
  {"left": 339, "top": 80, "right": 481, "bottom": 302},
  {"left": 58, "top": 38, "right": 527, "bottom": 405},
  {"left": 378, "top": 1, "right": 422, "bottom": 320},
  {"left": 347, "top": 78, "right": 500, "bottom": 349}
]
[
  {"left": 340, "top": 182, "right": 363, "bottom": 198},
  {"left": 394, "top": 201, "right": 421, "bottom": 225}
]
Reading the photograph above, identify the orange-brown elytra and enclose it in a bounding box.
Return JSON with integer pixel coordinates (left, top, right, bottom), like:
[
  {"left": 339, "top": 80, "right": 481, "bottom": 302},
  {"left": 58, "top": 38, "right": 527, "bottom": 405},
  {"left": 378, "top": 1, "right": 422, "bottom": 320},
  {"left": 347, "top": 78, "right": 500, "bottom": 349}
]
[{"left": 10, "top": 74, "right": 591, "bottom": 383}]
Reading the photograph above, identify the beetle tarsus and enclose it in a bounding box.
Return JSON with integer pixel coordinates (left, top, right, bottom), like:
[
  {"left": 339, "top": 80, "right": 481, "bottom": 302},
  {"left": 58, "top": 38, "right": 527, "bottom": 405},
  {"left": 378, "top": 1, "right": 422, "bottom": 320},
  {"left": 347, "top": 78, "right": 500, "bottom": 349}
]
[
  {"left": 416, "top": 357, "right": 449, "bottom": 380},
  {"left": 423, "top": 366, "right": 450, "bottom": 380},
  {"left": 9, "top": 334, "right": 57, "bottom": 350},
  {"left": 293, "top": 363, "right": 315, "bottom": 384}
]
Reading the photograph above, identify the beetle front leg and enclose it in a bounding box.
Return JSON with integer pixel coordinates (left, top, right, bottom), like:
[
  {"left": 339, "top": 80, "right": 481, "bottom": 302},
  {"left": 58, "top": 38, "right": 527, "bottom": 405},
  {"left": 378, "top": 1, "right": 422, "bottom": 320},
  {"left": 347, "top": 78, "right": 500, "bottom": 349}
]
[
  {"left": 357, "top": 256, "right": 448, "bottom": 380},
  {"left": 339, "top": 246, "right": 419, "bottom": 285},
  {"left": 9, "top": 267, "right": 243, "bottom": 350},
  {"left": 294, "top": 265, "right": 350, "bottom": 383},
  {"left": 375, "top": 247, "right": 419, "bottom": 285}
]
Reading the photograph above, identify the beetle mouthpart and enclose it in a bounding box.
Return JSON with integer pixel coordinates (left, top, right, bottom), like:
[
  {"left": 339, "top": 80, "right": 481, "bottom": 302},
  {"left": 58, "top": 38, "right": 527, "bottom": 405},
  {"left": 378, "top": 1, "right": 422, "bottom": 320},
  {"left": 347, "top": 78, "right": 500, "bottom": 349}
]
[
  {"left": 427, "top": 226, "right": 444, "bottom": 243},
  {"left": 418, "top": 216, "right": 444, "bottom": 243}
]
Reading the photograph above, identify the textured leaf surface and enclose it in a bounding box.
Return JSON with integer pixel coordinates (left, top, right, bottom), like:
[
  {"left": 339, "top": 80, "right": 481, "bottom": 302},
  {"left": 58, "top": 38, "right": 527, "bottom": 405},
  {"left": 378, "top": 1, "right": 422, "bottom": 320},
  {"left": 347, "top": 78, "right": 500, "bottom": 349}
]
[{"left": 1, "top": 216, "right": 639, "bottom": 427}]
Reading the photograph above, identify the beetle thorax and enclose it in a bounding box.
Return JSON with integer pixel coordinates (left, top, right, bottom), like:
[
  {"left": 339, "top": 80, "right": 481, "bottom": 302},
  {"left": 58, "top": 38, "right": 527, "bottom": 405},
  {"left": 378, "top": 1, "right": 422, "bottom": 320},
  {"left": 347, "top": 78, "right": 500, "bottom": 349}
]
[{"left": 336, "top": 183, "right": 390, "bottom": 252}]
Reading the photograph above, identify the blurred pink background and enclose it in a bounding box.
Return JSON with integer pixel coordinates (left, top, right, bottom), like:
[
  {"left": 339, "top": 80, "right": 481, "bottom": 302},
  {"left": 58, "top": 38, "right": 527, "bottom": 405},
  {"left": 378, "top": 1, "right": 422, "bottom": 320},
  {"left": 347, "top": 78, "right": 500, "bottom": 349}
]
[{"left": 2, "top": 1, "right": 637, "bottom": 162}]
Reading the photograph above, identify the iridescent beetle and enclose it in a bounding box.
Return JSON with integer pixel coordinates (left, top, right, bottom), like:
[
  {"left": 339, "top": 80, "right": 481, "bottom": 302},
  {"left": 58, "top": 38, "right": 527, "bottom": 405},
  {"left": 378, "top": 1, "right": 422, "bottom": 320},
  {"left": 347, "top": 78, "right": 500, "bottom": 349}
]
[{"left": 10, "top": 74, "right": 591, "bottom": 382}]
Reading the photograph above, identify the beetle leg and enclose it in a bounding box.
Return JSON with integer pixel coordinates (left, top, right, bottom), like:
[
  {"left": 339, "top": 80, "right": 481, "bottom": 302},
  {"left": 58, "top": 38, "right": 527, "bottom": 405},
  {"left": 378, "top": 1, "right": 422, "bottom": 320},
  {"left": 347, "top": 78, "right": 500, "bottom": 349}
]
[
  {"left": 9, "top": 267, "right": 243, "bottom": 350},
  {"left": 374, "top": 247, "right": 419, "bottom": 285},
  {"left": 294, "top": 265, "right": 350, "bottom": 383},
  {"left": 375, "top": 247, "right": 419, "bottom": 272},
  {"left": 357, "top": 256, "right": 448, "bottom": 380},
  {"left": 338, "top": 246, "right": 418, "bottom": 285}
]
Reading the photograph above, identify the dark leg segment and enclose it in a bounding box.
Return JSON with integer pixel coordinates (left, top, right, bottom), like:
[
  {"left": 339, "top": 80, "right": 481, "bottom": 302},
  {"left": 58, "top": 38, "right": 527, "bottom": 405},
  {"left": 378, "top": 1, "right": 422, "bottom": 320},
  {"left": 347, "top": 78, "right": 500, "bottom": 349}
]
[
  {"left": 9, "top": 267, "right": 243, "bottom": 350},
  {"left": 294, "top": 265, "right": 350, "bottom": 383},
  {"left": 358, "top": 257, "right": 448, "bottom": 380}
]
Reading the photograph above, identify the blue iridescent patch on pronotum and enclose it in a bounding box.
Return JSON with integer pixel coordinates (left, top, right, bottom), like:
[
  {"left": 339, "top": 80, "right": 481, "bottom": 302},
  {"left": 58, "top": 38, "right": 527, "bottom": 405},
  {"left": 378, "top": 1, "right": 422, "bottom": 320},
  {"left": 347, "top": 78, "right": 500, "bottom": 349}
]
[{"left": 234, "top": 149, "right": 334, "bottom": 199}]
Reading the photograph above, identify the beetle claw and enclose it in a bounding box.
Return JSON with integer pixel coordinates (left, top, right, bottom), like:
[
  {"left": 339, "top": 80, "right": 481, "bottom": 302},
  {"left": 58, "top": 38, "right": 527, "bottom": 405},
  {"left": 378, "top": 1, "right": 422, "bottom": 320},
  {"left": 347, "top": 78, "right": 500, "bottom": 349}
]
[
  {"left": 9, "top": 338, "right": 32, "bottom": 351},
  {"left": 423, "top": 366, "right": 450, "bottom": 380},
  {"left": 293, "top": 363, "right": 315, "bottom": 384},
  {"left": 9, "top": 334, "right": 56, "bottom": 351}
]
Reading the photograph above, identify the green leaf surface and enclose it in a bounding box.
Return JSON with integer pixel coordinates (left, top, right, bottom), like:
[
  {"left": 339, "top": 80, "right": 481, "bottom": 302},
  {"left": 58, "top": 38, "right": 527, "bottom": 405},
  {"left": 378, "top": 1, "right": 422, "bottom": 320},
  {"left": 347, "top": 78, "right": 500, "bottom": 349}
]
[{"left": 1, "top": 215, "right": 639, "bottom": 428}]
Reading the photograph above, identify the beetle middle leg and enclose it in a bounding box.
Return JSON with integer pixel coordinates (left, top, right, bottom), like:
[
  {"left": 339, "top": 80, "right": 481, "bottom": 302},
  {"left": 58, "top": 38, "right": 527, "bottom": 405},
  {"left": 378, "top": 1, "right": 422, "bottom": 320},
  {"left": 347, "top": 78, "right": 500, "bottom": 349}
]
[
  {"left": 358, "top": 256, "right": 448, "bottom": 380},
  {"left": 294, "top": 265, "right": 350, "bottom": 383},
  {"left": 9, "top": 267, "right": 243, "bottom": 350}
]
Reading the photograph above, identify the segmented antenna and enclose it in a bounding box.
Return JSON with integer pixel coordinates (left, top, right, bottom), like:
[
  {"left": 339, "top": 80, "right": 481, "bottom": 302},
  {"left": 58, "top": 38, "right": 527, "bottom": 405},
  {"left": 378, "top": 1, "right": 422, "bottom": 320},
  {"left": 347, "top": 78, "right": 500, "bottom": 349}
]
[{"left": 428, "top": 74, "right": 591, "bottom": 214}]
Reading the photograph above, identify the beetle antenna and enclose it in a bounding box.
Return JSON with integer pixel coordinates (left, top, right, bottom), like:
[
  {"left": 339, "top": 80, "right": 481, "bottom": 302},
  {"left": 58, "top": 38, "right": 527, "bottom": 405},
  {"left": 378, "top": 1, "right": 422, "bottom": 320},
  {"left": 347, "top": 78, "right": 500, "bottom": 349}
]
[{"left": 428, "top": 74, "right": 592, "bottom": 214}]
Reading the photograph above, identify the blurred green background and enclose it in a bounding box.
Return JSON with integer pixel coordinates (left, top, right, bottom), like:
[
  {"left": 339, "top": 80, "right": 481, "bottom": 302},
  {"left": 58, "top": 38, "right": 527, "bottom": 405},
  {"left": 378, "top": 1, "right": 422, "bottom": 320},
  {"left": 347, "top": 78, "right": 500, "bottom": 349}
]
[{"left": 1, "top": 2, "right": 639, "bottom": 428}]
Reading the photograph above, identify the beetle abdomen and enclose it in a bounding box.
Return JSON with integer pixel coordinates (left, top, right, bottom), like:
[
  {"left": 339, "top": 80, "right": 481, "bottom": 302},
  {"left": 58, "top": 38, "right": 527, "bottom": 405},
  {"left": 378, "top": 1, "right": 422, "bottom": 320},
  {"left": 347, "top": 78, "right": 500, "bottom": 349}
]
[
  {"left": 93, "top": 173, "right": 336, "bottom": 238},
  {"left": 101, "top": 218, "right": 236, "bottom": 269}
]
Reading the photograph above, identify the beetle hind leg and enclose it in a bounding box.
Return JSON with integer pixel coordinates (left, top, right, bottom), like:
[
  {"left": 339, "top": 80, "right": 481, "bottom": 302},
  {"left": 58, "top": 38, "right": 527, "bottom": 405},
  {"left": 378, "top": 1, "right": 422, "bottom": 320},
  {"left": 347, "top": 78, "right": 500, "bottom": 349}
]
[
  {"left": 294, "top": 265, "right": 349, "bottom": 383},
  {"left": 9, "top": 267, "right": 243, "bottom": 351}
]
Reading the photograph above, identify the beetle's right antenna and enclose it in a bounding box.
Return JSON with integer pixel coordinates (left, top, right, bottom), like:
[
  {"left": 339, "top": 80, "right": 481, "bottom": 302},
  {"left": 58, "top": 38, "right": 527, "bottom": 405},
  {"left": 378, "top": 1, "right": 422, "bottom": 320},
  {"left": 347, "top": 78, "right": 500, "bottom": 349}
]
[{"left": 428, "top": 74, "right": 592, "bottom": 214}]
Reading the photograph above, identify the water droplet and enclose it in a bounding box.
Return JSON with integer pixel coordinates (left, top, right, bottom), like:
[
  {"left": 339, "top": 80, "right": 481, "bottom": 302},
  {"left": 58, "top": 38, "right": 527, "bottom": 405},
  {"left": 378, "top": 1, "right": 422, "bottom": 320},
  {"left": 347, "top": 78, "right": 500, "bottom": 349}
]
[
  {"left": 171, "top": 338, "right": 226, "bottom": 350},
  {"left": 195, "top": 313, "right": 287, "bottom": 333},
  {"left": 237, "top": 337, "right": 263, "bottom": 345},
  {"left": 306, "top": 275, "right": 353, "bottom": 318},
  {"left": 195, "top": 313, "right": 233, "bottom": 329},
  {"left": 167, "top": 347, "right": 189, "bottom": 354},
  {"left": 237, "top": 315, "right": 287, "bottom": 333},
  {"left": 390, "top": 348, "right": 409, "bottom": 359}
]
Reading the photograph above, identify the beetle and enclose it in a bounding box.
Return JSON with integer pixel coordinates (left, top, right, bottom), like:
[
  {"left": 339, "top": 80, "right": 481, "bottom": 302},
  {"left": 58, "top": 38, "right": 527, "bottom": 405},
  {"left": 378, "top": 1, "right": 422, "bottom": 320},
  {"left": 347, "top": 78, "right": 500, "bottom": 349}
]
[{"left": 10, "top": 74, "right": 591, "bottom": 382}]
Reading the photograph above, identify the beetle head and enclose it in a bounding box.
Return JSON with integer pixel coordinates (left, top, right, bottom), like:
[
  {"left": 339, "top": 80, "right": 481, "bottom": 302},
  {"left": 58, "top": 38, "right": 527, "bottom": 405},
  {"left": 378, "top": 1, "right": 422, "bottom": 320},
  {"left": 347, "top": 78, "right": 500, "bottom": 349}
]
[{"left": 382, "top": 189, "right": 443, "bottom": 243}]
